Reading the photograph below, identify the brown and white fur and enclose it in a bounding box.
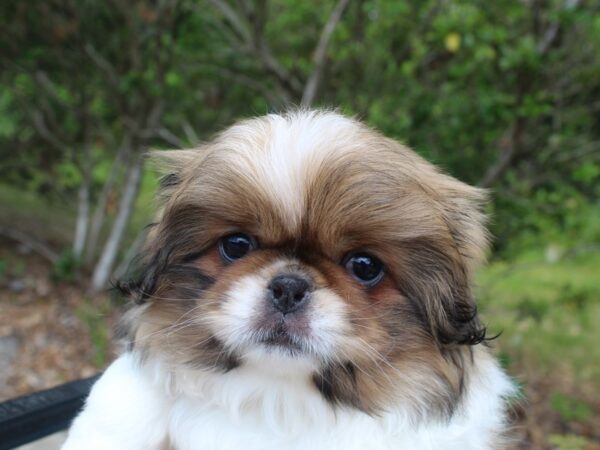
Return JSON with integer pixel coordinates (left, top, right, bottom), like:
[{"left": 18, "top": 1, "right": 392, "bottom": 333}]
[{"left": 63, "top": 110, "right": 514, "bottom": 450}]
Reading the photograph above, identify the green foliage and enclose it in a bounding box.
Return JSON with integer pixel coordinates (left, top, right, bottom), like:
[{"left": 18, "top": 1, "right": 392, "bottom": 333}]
[
  {"left": 0, "top": 259, "right": 7, "bottom": 281},
  {"left": 75, "top": 300, "right": 111, "bottom": 368},
  {"left": 324, "top": 0, "right": 600, "bottom": 254},
  {"left": 550, "top": 393, "right": 593, "bottom": 422},
  {"left": 1, "top": 0, "right": 599, "bottom": 256},
  {"left": 493, "top": 191, "right": 600, "bottom": 258},
  {"left": 51, "top": 249, "right": 80, "bottom": 283},
  {"left": 477, "top": 250, "right": 600, "bottom": 383},
  {"left": 548, "top": 434, "right": 589, "bottom": 450},
  {"left": 9, "top": 258, "right": 27, "bottom": 278},
  {"left": 0, "top": 0, "right": 598, "bottom": 293},
  {"left": 515, "top": 296, "right": 549, "bottom": 322}
]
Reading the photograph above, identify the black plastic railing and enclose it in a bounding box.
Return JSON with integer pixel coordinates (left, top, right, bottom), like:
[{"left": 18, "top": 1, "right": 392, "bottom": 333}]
[{"left": 0, "top": 375, "right": 99, "bottom": 450}]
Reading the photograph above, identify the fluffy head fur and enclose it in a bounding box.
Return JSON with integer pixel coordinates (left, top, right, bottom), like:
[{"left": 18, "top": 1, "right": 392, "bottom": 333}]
[{"left": 119, "top": 110, "right": 493, "bottom": 423}]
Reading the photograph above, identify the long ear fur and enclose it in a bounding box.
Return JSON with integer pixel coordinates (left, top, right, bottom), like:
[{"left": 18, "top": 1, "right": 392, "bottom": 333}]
[
  {"left": 148, "top": 149, "right": 199, "bottom": 198},
  {"left": 116, "top": 149, "right": 202, "bottom": 303},
  {"left": 401, "top": 174, "right": 489, "bottom": 347},
  {"left": 148, "top": 149, "right": 199, "bottom": 175}
]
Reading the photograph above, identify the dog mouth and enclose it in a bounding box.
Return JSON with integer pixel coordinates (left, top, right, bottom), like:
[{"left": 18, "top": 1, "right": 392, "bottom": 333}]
[
  {"left": 254, "top": 317, "right": 308, "bottom": 353},
  {"left": 261, "top": 323, "right": 301, "bottom": 348}
]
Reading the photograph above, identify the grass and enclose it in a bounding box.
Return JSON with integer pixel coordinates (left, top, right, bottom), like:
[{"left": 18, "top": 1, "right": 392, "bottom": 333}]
[
  {"left": 548, "top": 434, "right": 590, "bottom": 450},
  {"left": 477, "top": 250, "right": 600, "bottom": 385},
  {"left": 0, "top": 184, "right": 74, "bottom": 245},
  {"left": 75, "top": 298, "right": 113, "bottom": 368},
  {"left": 476, "top": 246, "right": 600, "bottom": 447}
]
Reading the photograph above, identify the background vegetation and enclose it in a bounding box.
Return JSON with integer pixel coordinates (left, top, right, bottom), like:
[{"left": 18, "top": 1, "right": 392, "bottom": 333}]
[{"left": 0, "top": 1, "right": 598, "bottom": 449}]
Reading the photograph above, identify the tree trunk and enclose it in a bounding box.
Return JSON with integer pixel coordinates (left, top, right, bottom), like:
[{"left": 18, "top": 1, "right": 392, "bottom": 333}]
[
  {"left": 73, "top": 139, "right": 92, "bottom": 259},
  {"left": 73, "top": 179, "right": 90, "bottom": 259},
  {"left": 84, "top": 138, "right": 130, "bottom": 265},
  {"left": 91, "top": 156, "right": 144, "bottom": 292},
  {"left": 111, "top": 228, "right": 147, "bottom": 282}
]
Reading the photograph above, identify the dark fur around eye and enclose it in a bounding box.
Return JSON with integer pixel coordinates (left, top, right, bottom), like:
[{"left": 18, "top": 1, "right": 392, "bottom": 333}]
[{"left": 115, "top": 245, "right": 215, "bottom": 304}]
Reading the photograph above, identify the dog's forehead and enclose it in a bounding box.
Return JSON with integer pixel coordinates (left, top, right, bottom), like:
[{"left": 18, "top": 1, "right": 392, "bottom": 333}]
[
  {"left": 221, "top": 112, "right": 367, "bottom": 229},
  {"left": 182, "top": 111, "right": 439, "bottom": 251}
]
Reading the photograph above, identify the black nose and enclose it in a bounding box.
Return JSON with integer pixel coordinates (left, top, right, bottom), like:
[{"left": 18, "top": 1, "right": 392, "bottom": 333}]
[{"left": 268, "top": 274, "right": 311, "bottom": 314}]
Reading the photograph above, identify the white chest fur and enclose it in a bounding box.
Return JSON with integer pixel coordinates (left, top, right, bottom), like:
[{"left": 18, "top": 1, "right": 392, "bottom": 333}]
[{"left": 62, "top": 352, "right": 514, "bottom": 450}]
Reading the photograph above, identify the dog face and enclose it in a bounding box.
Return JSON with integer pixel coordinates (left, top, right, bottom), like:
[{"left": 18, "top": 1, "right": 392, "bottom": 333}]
[{"left": 120, "top": 110, "right": 488, "bottom": 418}]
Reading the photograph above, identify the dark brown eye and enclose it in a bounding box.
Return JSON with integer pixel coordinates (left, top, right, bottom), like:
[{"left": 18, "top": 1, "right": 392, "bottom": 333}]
[
  {"left": 219, "top": 233, "right": 256, "bottom": 263},
  {"left": 344, "top": 252, "right": 384, "bottom": 287}
]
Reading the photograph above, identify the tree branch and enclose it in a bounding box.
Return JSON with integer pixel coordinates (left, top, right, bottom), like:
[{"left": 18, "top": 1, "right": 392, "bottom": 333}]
[
  {"left": 190, "top": 62, "right": 283, "bottom": 105},
  {"left": 111, "top": 229, "right": 147, "bottom": 281},
  {"left": 33, "top": 71, "right": 65, "bottom": 104},
  {"left": 208, "top": 0, "right": 253, "bottom": 42},
  {"left": 29, "top": 108, "right": 68, "bottom": 151},
  {"left": 536, "top": 0, "right": 582, "bottom": 55},
  {"left": 207, "top": 0, "right": 303, "bottom": 101},
  {"left": 84, "top": 43, "right": 120, "bottom": 88},
  {"left": 301, "top": 0, "right": 352, "bottom": 107},
  {"left": 182, "top": 119, "right": 200, "bottom": 145},
  {"left": 0, "top": 227, "right": 59, "bottom": 264},
  {"left": 147, "top": 127, "right": 185, "bottom": 148},
  {"left": 478, "top": 119, "right": 525, "bottom": 188},
  {"left": 478, "top": 0, "right": 583, "bottom": 188}
]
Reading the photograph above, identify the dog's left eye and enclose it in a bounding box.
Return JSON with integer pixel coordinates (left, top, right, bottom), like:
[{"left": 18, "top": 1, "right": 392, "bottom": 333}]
[
  {"left": 344, "top": 252, "right": 384, "bottom": 287},
  {"left": 219, "top": 233, "right": 257, "bottom": 262}
]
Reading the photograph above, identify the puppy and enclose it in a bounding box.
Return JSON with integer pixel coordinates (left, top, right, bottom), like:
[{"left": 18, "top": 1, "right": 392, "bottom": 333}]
[{"left": 62, "top": 110, "right": 514, "bottom": 450}]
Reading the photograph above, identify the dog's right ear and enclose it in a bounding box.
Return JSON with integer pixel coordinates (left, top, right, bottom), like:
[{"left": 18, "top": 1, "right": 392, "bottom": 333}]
[
  {"left": 116, "top": 150, "right": 199, "bottom": 303},
  {"left": 115, "top": 243, "right": 172, "bottom": 304},
  {"left": 148, "top": 149, "right": 199, "bottom": 196}
]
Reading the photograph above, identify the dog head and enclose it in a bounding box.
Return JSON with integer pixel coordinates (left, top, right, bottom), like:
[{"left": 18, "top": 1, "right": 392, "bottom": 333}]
[{"left": 119, "top": 110, "right": 489, "bottom": 419}]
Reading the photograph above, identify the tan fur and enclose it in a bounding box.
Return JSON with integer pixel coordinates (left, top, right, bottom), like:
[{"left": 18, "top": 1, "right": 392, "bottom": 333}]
[{"left": 123, "top": 110, "right": 490, "bottom": 419}]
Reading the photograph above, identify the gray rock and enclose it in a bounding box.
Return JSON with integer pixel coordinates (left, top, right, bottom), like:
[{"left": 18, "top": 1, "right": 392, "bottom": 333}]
[
  {"left": 8, "top": 278, "right": 27, "bottom": 293},
  {"left": 0, "top": 334, "right": 19, "bottom": 365}
]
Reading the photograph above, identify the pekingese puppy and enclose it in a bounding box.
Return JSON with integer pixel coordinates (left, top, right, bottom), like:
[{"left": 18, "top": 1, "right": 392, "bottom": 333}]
[{"left": 63, "top": 110, "right": 514, "bottom": 450}]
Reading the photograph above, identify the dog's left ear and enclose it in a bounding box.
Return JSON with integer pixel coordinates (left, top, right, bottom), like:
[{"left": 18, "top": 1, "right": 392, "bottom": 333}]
[
  {"left": 440, "top": 180, "right": 489, "bottom": 346},
  {"left": 439, "top": 179, "right": 489, "bottom": 274},
  {"left": 402, "top": 176, "right": 489, "bottom": 347}
]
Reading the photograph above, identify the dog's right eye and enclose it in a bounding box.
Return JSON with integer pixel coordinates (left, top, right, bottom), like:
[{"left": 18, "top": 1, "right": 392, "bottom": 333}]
[{"left": 219, "top": 233, "right": 257, "bottom": 263}]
